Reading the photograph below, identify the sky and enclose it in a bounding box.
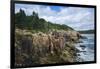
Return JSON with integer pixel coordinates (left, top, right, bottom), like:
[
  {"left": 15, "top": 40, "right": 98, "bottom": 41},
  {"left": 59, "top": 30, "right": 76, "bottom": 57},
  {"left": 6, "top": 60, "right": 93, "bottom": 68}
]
[{"left": 15, "top": 3, "right": 95, "bottom": 31}]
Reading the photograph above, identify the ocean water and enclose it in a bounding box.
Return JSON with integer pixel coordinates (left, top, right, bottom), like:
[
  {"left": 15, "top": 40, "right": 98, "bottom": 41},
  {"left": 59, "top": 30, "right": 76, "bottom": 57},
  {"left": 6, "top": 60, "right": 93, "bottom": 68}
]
[{"left": 75, "top": 34, "right": 95, "bottom": 62}]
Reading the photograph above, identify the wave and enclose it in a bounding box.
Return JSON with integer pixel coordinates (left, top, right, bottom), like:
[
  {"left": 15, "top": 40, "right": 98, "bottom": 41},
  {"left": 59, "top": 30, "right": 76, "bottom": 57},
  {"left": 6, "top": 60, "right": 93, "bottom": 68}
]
[{"left": 75, "top": 34, "right": 94, "bottom": 62}]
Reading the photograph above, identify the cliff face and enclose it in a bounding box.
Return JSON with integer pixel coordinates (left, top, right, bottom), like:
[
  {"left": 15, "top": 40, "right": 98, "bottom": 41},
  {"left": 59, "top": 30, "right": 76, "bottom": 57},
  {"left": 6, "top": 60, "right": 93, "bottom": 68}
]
[
  {"left": 14, "top": 9, "right": 84, "bottom": 67},
  {"left": 15, "top": 29, "right": 81, "bottom": 66}
]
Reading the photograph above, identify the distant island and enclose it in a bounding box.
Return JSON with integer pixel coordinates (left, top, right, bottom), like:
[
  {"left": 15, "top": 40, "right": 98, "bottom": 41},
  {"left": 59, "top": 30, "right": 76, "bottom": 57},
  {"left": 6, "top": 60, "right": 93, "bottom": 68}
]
[{"left": 78, "top": 30, "right": 94, "bottom": 34}]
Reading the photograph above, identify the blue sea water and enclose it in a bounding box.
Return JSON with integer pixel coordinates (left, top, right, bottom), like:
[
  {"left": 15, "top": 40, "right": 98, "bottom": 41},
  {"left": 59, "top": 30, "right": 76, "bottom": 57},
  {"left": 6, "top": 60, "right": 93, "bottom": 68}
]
[{"left": 75, "top": 34, "right": 95, "bottom": 62}]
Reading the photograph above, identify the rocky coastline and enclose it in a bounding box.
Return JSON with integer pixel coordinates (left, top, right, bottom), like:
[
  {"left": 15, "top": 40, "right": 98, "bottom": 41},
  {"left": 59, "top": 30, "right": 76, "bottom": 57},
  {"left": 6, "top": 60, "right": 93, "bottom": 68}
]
[{"left": 15, "top": 29, "right": 85, "bottom": 67}]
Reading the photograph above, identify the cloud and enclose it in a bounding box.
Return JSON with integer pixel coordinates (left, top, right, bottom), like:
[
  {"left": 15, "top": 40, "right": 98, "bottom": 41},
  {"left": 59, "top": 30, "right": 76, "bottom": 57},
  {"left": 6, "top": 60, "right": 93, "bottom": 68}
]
[{"left": 15, "top": 3, "right": 94, "bottom": 31}]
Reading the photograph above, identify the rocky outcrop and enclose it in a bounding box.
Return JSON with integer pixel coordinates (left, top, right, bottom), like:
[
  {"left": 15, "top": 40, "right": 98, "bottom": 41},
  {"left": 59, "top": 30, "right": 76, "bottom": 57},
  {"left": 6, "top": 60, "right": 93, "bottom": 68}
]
[{"left": 15, "top": 29, "right": 82, "bottom": 66}]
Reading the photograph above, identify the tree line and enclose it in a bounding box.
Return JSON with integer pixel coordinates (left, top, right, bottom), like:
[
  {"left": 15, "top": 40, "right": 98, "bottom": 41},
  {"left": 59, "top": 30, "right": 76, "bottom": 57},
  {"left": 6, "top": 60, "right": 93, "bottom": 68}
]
[
  {"left": 78, "top": 30, "right": 94, "bottom": 34},
  {"left": 15, "top": 9, "right": 74, "bottom": 33}
]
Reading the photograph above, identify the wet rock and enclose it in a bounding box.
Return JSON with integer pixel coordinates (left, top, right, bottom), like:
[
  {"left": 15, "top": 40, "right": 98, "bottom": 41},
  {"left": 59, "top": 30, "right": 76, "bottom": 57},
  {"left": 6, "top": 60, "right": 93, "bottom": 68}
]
[
  {"left": 77, "top": 54, "right": 80, "bottom": 56},
  {"left": 80, "top": 36, "right": 87, "bottom": 39},
  {"left": 80, "top": 45, "right": 86, "bottom": 50},
  {"left": 76, "top": 57, "right": 84, "bottom": 62},
  {"left": 76, "top": 40, "right": 83, "bottom": 43},
  {"left": 75, "top": 48, "right": 80, "bottom": 53},
  {"left": 79, "top": 51, "right": 86, "bottom": 52}
]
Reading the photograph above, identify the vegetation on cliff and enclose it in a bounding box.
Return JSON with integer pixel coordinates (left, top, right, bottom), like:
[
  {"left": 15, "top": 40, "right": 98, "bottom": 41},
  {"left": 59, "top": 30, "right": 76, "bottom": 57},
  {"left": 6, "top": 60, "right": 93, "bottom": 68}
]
[
  {"left": 14, "top": 9, "right": 82, "bottom": 67},
  {"left": 15, "top": 9, "right": 73, "bottom": 32}
]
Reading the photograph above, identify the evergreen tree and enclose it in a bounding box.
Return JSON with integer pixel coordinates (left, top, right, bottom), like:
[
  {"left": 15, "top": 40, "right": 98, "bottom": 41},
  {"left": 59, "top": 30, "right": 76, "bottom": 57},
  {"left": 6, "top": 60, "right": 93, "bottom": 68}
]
[{"left": 15, "top": 9, "right": 26, "bottom": 29}]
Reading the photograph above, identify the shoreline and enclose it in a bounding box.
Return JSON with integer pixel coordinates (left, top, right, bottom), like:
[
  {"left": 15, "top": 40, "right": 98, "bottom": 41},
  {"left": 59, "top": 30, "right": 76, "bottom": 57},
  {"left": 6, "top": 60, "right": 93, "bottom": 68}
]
[
  {"left": 75, "top": 33, "right": 94, "bottom": 62},
  {"left": 15, "top": 28, "right": 85, "bottom": 66}
]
